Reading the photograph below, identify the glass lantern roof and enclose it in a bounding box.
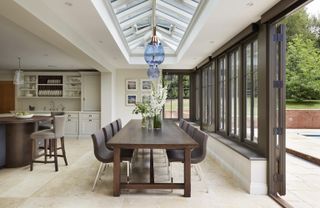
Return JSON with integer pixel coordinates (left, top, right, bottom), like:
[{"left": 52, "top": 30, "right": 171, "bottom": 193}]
[{"left": 107, "top": 0, "right": 202, "bottom": 55}]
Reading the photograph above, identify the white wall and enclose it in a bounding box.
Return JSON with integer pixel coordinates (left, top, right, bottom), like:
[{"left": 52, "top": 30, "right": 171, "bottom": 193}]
[
  {"left": 114, "top": 69, "right": 151, "bottom": 125},
  {"left": 0, "top": 71, "right": 13, "bottom": 80}
]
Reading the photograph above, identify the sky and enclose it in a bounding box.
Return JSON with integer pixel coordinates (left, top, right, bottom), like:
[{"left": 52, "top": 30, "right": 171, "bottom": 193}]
[{"left": 306, "top": 0, "right": 320, "bottom": 17}]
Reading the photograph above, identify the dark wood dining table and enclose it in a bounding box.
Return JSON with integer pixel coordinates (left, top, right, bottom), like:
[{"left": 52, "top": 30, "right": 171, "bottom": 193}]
[{"left": 107, "top": 119, "right": 199, "bottom": 197}]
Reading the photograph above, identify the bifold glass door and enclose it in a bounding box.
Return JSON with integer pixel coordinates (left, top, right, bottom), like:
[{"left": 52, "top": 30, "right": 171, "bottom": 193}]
[{"left": 163, "top": 74, "right": 190, "bottom": 120}]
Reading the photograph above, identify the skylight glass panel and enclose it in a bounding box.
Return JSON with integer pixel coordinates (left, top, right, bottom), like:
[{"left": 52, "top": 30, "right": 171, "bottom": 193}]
[{"left": 107, "top": 0, "right": 202, "bottom": 54}]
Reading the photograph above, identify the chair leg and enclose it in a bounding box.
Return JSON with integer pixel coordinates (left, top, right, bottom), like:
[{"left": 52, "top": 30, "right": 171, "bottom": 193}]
[
  {"left": 125, "top": 161, "right": 130, "bottom": 183},
  {"left": 44, "top": 139, "right": 48, "bottom": 164},
  {"left": 169, "top": 162, "right": 173, "bottom": 192},
  {"left": 53, "top": 139, "right": 58, "bottom": 172},
  {"left": 60, "top": 137, "right": 68, "bottom": 166},
  {"left": 92, "top": 162, "right": 104, "bottom": 192},
  {"left": 195, "top": 164, "right": 209, "bottom": 193},
  {"left": 30, "top": 139, "right": 35, "bottom": 171}
]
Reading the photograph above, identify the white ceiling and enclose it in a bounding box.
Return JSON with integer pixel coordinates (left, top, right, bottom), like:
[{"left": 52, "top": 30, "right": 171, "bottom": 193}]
[
  {"left": 0, "top": 0, "right": 280, "bottom": 71},
  {"left": 0, "top": 15, "right": 89, "bottom": 70}
]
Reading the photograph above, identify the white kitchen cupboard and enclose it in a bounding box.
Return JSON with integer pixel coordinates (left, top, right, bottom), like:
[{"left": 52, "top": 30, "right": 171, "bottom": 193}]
[
  {"left": 81, "top": 73, "right": 101, "bottom": 111},
  {"left": 64, "top": 112, "right": 79, "bottom": 136},
  {"left": 79, "top": 112, "right": 100, "bottom": 135}
]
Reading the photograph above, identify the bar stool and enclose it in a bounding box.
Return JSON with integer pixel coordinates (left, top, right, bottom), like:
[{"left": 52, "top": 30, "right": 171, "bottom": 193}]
[{"left": 30, "top": 115, "right": 68, "bottom": 172}]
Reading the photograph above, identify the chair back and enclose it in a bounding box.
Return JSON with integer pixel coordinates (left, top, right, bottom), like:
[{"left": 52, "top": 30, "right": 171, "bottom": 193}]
[
  {"left": 53, "top": 115, "right": 65, "bottom": 138},
  {"left": 111, "top": 121, "right": 118, "bottom": 136},
  {"left": 179, "top": 119, "right": 185, "bottom": 128},
  {"left": 116, "top": 119, "right": 122, "bottom": 130},
  {"left": 102, "top": 124, "right": 113, "bottom": 142},
  {"left": 191, "top": 128, "right": 208, "bottom": 164},
  {"left": 91, "top": 130, "right": 113, "bottom": 163},
  {"left": 182, "top": 121, "right": 189, "bottom": 132},
  {"left": 186, "top": 125, "right": 195, "bottom": 137}
]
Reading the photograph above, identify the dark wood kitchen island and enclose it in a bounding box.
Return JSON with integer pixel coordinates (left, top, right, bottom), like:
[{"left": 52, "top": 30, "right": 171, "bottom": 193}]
[{"left": 0, "top": 116, "right": 52, "bottom": 168}]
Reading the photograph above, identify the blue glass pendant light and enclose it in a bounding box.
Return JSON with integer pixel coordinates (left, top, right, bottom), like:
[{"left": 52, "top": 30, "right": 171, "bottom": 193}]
[{"left": 144, "top": 26, "right": 164, "bottom": 79}]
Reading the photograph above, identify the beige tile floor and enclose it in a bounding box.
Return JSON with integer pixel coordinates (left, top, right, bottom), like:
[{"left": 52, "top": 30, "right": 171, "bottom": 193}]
[{"left": 0, "top": 137, "right": 280, "bottom": 208}]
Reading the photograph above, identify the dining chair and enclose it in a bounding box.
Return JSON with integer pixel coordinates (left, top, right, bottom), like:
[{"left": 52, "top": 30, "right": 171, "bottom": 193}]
[
  {"left": 181, "top": 121, "right": 189, "bottom": 132},
  {"left": 116, "top": 119, "right": 122, "bottom": 130},
  {"left": 186, "top": 124, "right": 196, "bottom": 137},
  {"left": 91, "top": 129, "right": 132, "bottom": 191},
  {"left": 166, "top": 128, "right": 209, "bottom": 192},
  {"left": 111, "top": 120, "right": 119, "bottom": 136},
  {"left": 179, "top": 119, "right": 185, "bottom": 128},
  {"left": 102, "top": 124, "right": 113, "bottom": 148},
  {"left": 30, "top": 115, "right": 68, "bottom": 172}
]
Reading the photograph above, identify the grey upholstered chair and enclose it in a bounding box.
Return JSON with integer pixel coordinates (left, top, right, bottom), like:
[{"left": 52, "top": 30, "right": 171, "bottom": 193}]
[
  {"left": 30, "top": 115, "right": 68, "bottom": 172},
  {"left": 102, "top": 124, "right": 113, "bottom": 148},
  {"left": 111, "top": 121, "right": 119, "bottom": 136},
  {"left": 181, "top": 121, "right": 189, "bottom": 132},
  {"left": 179, "top": 119, "right": 185, "bottom": 128},
  {"left": 91, "top": 129, "right": 132, "bottom": 191},
  {"left": 186, "top": 124, "right": 196, "bottom": 137},
  {"left": 166, "top": 128, "right": 209, "bottom": 192},
  {"left": 116, "top": 119, "right": 122, "bottom": 130}
]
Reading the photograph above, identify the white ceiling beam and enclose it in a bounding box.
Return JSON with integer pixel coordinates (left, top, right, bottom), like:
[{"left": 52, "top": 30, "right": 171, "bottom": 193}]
[
  {"left": 158, "top": 0, "right": 192, "bottom": 20},
  {"left": 117, "top": 1, "right": 151, "bottom": 19},
  {"left": 183, "top": 0, "right": 198, "bottom": 8},
  {"left": 158, "top": 31, "right": 178, "bottom": 47},
  {"left": 157, "top": 26, "right": 182, "bottom": 42},
  {"left": 126, "top": 26, "right": 151, "bottom": 40},
  {"left": 156, "top": 10, "right": 188, "bottom": 30},
  {"left": 120, "top": 10, "right": 152, "bottom": 29},
  {"left": 111, "top": 0, "right": 129, "bottom": 10}
]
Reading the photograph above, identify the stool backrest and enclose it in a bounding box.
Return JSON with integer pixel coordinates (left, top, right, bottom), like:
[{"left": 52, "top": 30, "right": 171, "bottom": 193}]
[{"left": 53, "top": 115, "right": 65, "bottom": 138}]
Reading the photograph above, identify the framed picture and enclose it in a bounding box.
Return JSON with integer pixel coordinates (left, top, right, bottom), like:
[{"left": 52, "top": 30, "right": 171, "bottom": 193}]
[
  {"left": 126, "top": 79, "right": 138, "bottom": 91},
  {"left": 140, "top": 79, "right": 152, "bottom": 91},
  {"left": 141, "top": 94, "right": 151, "bottom": 103},
  {"left": 126, "top": 94, "right": 137, "bottom": 106}
]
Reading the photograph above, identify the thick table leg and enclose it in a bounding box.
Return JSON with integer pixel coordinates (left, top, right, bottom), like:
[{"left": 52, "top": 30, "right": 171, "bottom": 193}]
[
  {"left": 184, "top": 148, "right": 191, "bottom": 197},
  {"left": 113, "top": 147, "right": 121, "bottom": 196},
  {"left": 150, "top": 149, "right": 154, "bottom": 184}
]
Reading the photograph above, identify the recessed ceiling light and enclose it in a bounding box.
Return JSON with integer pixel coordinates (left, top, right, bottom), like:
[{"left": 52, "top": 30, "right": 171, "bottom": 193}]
[
  {"left": 65, "top": 2, "right": 72, "bottom": 6},
  {"left": 246, "top": 2, "right": 253, "bottom": 7}
]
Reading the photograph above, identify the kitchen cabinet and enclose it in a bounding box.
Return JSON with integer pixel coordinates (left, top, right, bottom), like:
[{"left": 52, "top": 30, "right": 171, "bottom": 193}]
[
  {"left": 64, "top": 113, "right": 79, "bottom": 136},
  {"left": 81, "top": 74, "right": 100, "bottom": 111},
  {"left": 79, "top": 112, "right": 100, "bottom": 135}
]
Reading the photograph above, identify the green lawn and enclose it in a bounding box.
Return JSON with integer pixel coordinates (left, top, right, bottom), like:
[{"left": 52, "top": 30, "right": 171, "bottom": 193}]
[{"left": 286, "top": 100, "right": 320, "bottom": 109}]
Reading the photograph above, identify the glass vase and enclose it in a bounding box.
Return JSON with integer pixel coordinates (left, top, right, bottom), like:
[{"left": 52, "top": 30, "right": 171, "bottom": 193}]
[
  {"left": 141, "top": 116, "right": 147, "bottom": 128},
  {"left": 153, "top": 114, "right": 162, "bottom": 129},
  {"left": 147, "top": 116, "right": 153, "bottom": 130}
]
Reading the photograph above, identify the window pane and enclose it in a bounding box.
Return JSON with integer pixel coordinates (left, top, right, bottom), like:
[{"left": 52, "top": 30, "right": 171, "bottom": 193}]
[
  {"left": 230, "top": 53, "right": 235, "bottom": 135},
  {"left": 164, "top": 75, "right": 178, "bottom": 119},
  {"left": 208, "top": 63, "right": 215, "bottom": 132},
  {"left": 245, "top": 44, "right": 252, "bottom": 140},
  {"left": 183, "top": 75, "right": 190, "bottom": 119},
  {"left": 195, "top": 72, "right": 201, "bottom": 121},
  {"left": 235, "top": 50, "right": 240, "bottom": 136},
  {"left": 219, "top": 57, "right": 226, "bottom": 131},
  {"left": 202, "top": 68, "right": 208, "bottom": 126},
  {"left": 253, "top": 40, "right": 258, "bottom": 143}
]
